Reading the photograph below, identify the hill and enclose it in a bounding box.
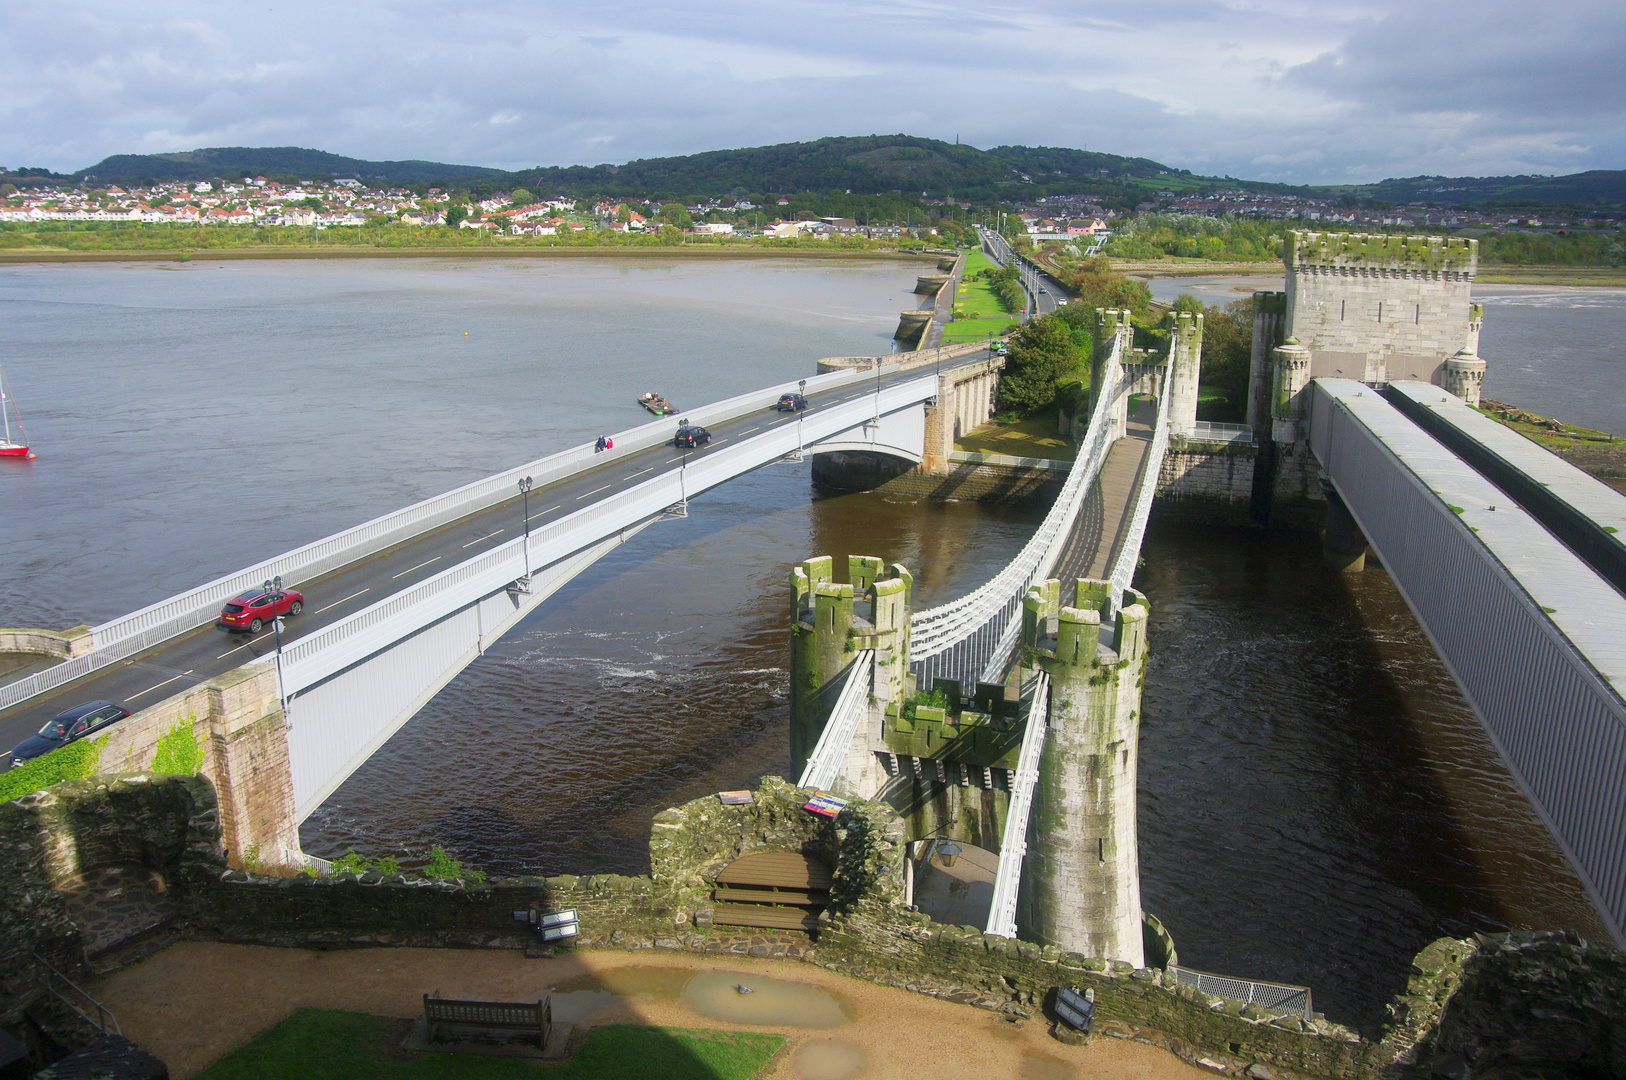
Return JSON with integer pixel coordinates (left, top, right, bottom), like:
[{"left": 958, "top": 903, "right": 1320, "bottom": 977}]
[{"left": 10, "top": 136, "right": 1622, "bottom": 211}]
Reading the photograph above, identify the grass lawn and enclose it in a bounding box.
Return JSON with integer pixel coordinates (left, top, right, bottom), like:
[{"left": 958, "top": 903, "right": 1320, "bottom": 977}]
[
  {"left": 194, "top": 1009, "right": 785, "bottom": 1080},
  {"left": 1195, "top": 386, "right": 1244, "bottom": 424},
  {"left": 955, "top": 407, "right": 1076, "bottom": 461},
  {"left": 943, "top": 247, "right": 1019, "bottom": 343}
]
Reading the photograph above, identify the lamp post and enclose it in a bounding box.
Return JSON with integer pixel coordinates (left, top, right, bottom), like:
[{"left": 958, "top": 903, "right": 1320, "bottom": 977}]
[
  {"left": 263, "top": 575, "right": 287, "bottom": 717},
  {"left": 517, "top": 476, "right": 533, "bottom": 591}
]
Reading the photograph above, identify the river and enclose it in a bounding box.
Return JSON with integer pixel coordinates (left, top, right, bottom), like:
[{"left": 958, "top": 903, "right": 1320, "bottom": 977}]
[{"left": 1, "top": 255, "right": 1620, "bottom": 1031}]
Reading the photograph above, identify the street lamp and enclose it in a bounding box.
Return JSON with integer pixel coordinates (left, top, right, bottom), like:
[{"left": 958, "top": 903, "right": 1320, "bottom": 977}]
[
  {"left": 516, "top": 476, "right": 533, "bottom": 592},
  {"left": 263, "top": 575, "right": 287, "bottom": 718}
]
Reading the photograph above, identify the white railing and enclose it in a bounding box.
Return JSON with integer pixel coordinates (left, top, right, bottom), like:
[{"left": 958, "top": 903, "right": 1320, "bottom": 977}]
[
  {"left": 947, "top": 450, "right": 1072, "bottom": 473},
  {"left": 271, "top": 378, "right": 940, "bottom": 699},
  {"left": 985, "top": 672, "right": 1049, "bottom": 938},
  {"left": 1107, "top": 351, "right": 1175, "bottom": 611},
  {"left": 909, "top": 346, "right": 1125, "bottom": 688},
  {"left": 795, "top": 653, "right": 874, "bottom": 793},
  {"left": 0, "top": 356, "right": 978, "bottom": 713},
  {"left": 1189, "top": 420, "right": 1253, "bottom": 445}
]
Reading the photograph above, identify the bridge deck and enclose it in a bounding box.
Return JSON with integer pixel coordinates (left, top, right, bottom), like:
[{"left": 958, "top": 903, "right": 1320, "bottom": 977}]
[
  {"left": 1052, "top": 401, "right": 1155, "bottom": 584},
  {"left": 0, "top": 360, "right": 969, "bottom": 758}
]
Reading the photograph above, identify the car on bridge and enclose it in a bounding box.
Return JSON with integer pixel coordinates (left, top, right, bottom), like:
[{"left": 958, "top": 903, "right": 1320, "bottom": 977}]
[
  {"left": 773, "top": 393, "right": 808, "bottom": 412},
  {"left": 219, "top": 588, "right": 304, "bottom": 633},
  {"left": 673, "top": 424, "right": 712, "bottom": 448},
  {"left": 8, "top": 700, "right": 129, "bottom": 768}
]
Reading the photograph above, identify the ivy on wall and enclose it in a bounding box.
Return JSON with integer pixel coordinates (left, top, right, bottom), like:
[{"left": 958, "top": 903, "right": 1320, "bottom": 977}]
[
  {"left": 0, "top": 734, "right": 107, "bottom": 802},
  {"left": 152, "top": 717, "right": 204, "bottom": 776}
]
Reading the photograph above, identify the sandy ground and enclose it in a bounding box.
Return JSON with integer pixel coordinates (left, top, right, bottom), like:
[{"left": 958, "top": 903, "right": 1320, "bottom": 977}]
[{"left": 92, "top": 943, "right": 1212, "bottom": 1080}]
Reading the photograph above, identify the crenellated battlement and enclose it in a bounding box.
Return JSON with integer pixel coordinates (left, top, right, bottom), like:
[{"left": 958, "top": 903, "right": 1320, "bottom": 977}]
[{"left": 1288, "top": 231, "right": 1478, "bottom": 278}]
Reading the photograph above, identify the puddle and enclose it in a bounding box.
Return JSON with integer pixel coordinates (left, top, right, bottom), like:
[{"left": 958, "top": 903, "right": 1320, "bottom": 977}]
[
  {"left": 793, "top": 1039, "right": 865, "bottom": 1080},
  {"left": 681, "top": 971, "right": 850, "bottom": 1028},
  {"left": 545, "top": 965, "right": 850, "bottom": 1029},
  {"left": 1018, "top": 1050, "right": 1075, "bottom": 1080}
]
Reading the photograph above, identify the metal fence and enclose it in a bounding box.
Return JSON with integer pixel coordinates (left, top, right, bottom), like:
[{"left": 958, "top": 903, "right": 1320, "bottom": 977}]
[
  {"left": 795, "top": 654, "right": 874, "bottom": 793},
  {"left": 1169, "top": 966, "right": 1312, "bottom": 1019},
  {"left": 984, "top": 672, "right": 1050, "bottom": 937},
  {"left": 1188, "top": 420, "right": 1254, "bottom": 445},
  {"left": 1108, "top": 361, "right": 1175, "bottom": 608}
]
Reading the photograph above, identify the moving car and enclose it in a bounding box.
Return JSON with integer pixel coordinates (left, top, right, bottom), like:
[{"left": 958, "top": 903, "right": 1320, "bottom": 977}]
[
  {"left": 9, "top": 700, "right": 129, "bottom": 767},
  {"left": 673, "top": 424, "right": 712, "bottom": 448},
  {"left": 774, "top": 393, "right": 808, "bottom": 412},
  {"left": 219, "top": 587, "right": 304, "bottom": 633}
]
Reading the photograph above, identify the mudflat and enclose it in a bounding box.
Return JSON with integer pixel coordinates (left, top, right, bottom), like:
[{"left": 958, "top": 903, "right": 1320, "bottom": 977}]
[{"left": 92, "top": 942, "right": 1210, "bottom": 1080}]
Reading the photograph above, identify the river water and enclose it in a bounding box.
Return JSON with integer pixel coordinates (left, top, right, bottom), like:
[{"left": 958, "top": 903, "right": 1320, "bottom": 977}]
[{"left": 2, "top": 256, "right": 1620, "bottom": 1031}]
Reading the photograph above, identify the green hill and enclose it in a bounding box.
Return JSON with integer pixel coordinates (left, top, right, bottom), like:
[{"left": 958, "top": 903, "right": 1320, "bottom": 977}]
[{"left": 74, "top": 146, "right": 508, "bottom": 186}]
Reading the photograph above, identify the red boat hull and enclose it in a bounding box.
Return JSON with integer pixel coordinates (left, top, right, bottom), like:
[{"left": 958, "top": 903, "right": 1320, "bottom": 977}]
[{"left": 0, "top": 444, "right": 30, "bottom": 457}]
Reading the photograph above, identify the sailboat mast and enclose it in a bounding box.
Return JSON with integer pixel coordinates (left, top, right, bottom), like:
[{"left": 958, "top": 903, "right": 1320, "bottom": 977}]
[{"left": 1, "top": 370, "right": 11, "bottom": 445}]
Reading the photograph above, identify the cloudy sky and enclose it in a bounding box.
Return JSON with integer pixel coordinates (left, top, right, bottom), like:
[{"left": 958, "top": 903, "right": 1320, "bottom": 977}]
[{"left": 2, "top": 0, "right": 1620, "bottom": 185}]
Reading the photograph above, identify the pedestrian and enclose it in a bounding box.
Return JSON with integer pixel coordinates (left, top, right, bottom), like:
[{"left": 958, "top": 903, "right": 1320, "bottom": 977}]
[
  {"left": 604, "top": 436, "right": 613, "bottom": 451},
  {"left": 595, "top": 435, "right": 606, "bottom": 453}
]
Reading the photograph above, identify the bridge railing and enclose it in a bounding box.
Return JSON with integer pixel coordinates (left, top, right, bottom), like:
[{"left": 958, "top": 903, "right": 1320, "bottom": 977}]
[
  {"left": 1107, "top": 346, "right": 1176, "bottom": 609},
  {"left": 795, "top": 653, "right": 874, "bottom": 793},
  {"left": 909, "top": 349, "right": 1125, "bottom": 688},
  {"left": 985, "top": 671, "right": 1049, "bottom": 938},
  {"left": 0, "top": 357, "right": 955, "bottom": 713}
]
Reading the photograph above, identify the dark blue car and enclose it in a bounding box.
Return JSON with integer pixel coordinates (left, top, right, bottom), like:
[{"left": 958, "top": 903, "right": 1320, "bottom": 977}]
[{"left": 8, "top": 700, "right": 128, "bottom": 768}]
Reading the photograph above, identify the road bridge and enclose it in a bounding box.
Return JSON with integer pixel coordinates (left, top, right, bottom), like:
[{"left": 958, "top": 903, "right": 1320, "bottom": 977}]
[{"left": 1, "top": 344, "right": 996, "bottom": 852}]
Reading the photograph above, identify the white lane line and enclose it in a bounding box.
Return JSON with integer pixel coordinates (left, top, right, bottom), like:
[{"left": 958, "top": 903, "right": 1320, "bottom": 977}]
[
  {"left": 741, "top": 426, "right": 760, "bottom": 434},
  {"left": 463, "top": 529, "right": 504, "bottom": 548},
  {"left": 129, "top": 670, "right": 193, "bottom": 701},
  {"left": 528, "top": 505, "right": 561, "bottom": 522},
  {"left": 626, "top": 467, "right": 654, "bottom": 479},
  {"left": 576, "top": 484, "right": 612, "bottom": 500},
  {"left": 217, "top": 640, "right": 256, "bottom": 659},
  {"left": 392, "top": 556, "right": 442, "bottom": 580},
  {"left": 313, "top": 588, "right": 371, "bottom": 616},
  {"left": 665, "top": 455, "right": 682, "bottom": 463}
]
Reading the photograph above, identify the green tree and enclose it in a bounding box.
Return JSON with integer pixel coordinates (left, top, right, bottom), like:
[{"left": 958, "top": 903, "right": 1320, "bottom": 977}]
[
  {"left": 444, "top": 204, "right": 468, "bottom": 229},
  {"left": 508, "top": 187, "right": 536, "bottom": 207},
  {"left": 997, "top": 315, "right": 1082, "bottom": 413},
  {"left": 659, "top": 203, "right": 692, "bottom": 228}
]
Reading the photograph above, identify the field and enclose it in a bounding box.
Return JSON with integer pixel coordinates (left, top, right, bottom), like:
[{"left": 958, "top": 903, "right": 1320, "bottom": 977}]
[{"left": 943, "top": 248, "right": 1021, "bottom": 343}]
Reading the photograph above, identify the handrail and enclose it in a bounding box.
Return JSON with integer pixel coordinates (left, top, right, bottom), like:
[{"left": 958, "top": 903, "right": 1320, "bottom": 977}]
[
  {"left": 985, "top": 672, "right": 1049, "bottom": 937},
  {"left": 796, "top": 652, "right": 874, "bottom": 793},
  {"left": 31, "top": 953, "right": 120, "bottom": 1035},
  {"left": 1107, "top": 342, "right": 1176, "bottom": 612}
]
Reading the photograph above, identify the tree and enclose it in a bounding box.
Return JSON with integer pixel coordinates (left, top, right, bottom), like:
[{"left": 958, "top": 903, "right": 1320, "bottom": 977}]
[
  {"left": 445, "top": 204, "right": 468, "bottom": 229},
  {"left": 997, "top": 315, "right": 1082, "bottom": 413},
  {"left": 1064, "top": 257, "right": 1151, "bottom": 314},
  {"left": 509, "top": 187, "right": 535, "bottom": 207},
  {"left": 659, "top": 203, "right": 692, "bottom": 228}
]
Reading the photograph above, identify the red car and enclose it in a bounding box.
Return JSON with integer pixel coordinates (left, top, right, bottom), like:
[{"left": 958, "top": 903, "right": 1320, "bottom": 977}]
[{"left": 219, "top": 588, "right": 304, "bottom": 633}]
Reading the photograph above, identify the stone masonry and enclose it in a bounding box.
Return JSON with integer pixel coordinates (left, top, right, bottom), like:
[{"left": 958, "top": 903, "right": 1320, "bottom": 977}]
[{"left": 1019, "top": 579, "right": 1148, "bottom": 967}]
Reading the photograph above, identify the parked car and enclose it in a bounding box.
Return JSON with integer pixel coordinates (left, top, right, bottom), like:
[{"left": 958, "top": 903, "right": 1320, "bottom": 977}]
[
  {"left": 673, "top": 424, "right": 712, "bottom": 448},
  {"left": 219, "top": 588, "right": 304, "bottom": 633},
  {"left": 8, "top": 700, "right": 129, "bottom": 767},
  {"left": 774, "top": 393, "right": 808, "bottom": 412}
]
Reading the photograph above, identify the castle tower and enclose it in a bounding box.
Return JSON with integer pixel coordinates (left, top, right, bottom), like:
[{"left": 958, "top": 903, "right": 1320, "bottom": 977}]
[
  {"left": 1090, "top": 308, "right": 1133, "bottom": 439},
  {"left": 1444, "top": 302, "right": 1487, "bottom": 407},
  {"left": 1019, "top": 578, "right": 1149, "bottom": 965},
  {"left": 1166, "top": 311, "right": 1204, "bottom": 439},
  {"left": 1247, "top": 291, "right": 1287, "bottom": 436}
]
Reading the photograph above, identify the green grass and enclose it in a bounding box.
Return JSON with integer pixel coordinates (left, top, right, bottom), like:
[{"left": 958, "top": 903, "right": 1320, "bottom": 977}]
[
  {"left": 955, "top": 407, "right": 1077, "bottom": 461},
  {"left": 942, "top": 247, "right": 1020, "bottom": 343},
  {"left": 194, "top": 1009, "right": 784, "bottom": 1080}
]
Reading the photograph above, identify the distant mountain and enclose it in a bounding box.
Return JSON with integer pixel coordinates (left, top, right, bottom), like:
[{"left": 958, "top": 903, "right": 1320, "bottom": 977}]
[
  {"left": 17, "top": 137, "right": 1624, "bottom": 210},
  {"left": 74, "top": 146, "right": 508, "bottom": 185}
]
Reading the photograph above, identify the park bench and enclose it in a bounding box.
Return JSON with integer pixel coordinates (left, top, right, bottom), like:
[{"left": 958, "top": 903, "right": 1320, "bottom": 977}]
[
  {"left": 422, "top": 995, "right": 552, "bottom": 1051},
  {"left": 711, "top": 851, "right": 831, "bottom": 932}
]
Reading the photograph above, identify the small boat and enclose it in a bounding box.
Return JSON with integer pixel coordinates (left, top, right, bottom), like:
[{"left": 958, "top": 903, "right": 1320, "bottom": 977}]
[
  {"left": 0, "top": 365, "right": 31, "bottom": 459},
  {"left": 639, "top": 392, "right": 679, "bottom": 416}
]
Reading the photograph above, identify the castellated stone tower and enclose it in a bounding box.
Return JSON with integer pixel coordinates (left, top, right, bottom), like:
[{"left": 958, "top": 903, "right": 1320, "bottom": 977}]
[
  {"left": 1277, "top": 231, "right": 1485, "bottom": 404},
  {"left": 789, "top": 555, "right": 911, "bottom": 780},
  {"left": 1166, "top": 310, "right": 1204, "bottom": 439},
  {"left": 1090, "top": 308, "right": 1135, "bottom": 440},
  {"left": 1018, "top": 578, "right": 1148, "bottom": 966}
]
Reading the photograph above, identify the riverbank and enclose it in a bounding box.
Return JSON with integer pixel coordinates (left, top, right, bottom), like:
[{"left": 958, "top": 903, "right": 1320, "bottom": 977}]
[
  {"left": 1111, "top": 259, "right": 1626, "bottom": 288},
  {"left": 0, "top": 244, "right": 944, "bottom": 264}
]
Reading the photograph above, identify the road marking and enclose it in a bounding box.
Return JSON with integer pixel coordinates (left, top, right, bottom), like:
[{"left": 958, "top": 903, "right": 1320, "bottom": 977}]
[
  {"left": 392, "top": 556, "right": 442, "bottom": 579},
  {"left": 626, "top": 468, "right": 654, "bottom": 479},
  {"left": 665, "top": 456, "right": 682, "bottom": 463},
  {"left": 528, "top": 505, "right": 561, "bottom": 522},
  {"left": 129, "top": 670, "right": 193, "bottom": 701},
  {"left": 312, "top": 588, "right": 371, "bottom": 616},
  {"left": 741, "top": 426, "right": 760, "bottom": 434},
  {"left": 577, "top": 484, "right": 612, "bottom": 500},
  {"left": 463, "top": 529, "right": 504, "bottom": 548}
]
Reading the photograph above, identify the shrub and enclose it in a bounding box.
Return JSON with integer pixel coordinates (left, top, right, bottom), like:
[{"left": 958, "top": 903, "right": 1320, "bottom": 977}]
[{"left": 0, "top": 735, "right": 107, "bottom": 803}]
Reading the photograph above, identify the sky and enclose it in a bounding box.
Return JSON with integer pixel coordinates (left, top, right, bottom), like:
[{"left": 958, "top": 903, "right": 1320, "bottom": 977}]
[{"left": 2, "top": 0, "right": 1621, "bottom": 186}]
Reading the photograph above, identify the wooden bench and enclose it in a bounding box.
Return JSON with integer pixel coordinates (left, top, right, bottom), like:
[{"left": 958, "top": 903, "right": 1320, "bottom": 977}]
[
  {"left": 711, "top": 852, "right": 832, "bottom": 932},
  {"left": 423, "top": 995, "right": 552, "bottom": 1050}
]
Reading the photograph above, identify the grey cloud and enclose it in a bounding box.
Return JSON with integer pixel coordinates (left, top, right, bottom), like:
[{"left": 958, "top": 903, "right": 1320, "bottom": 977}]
[{"left": 0, "top": 0, "right": 1620, "bottom": 185}]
